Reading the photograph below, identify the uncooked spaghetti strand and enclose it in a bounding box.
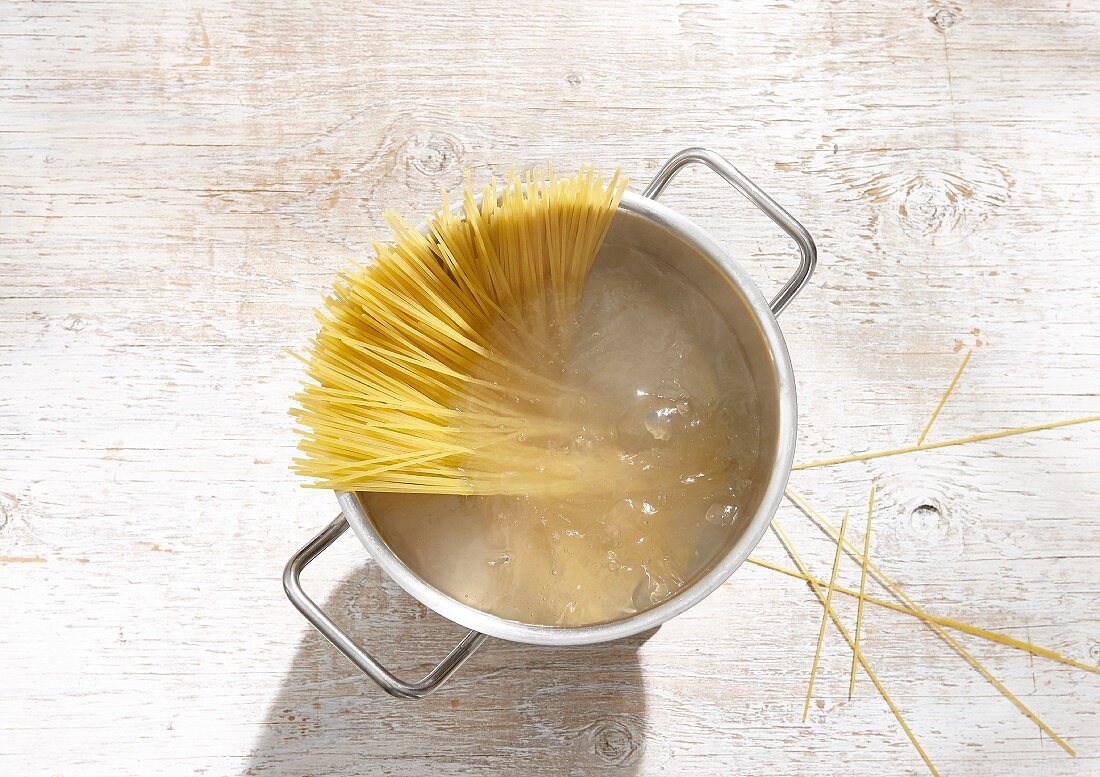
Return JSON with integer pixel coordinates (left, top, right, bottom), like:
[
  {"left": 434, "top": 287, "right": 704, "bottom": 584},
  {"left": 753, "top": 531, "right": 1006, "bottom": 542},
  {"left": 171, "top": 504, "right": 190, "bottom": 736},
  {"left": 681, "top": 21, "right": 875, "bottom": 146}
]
[
  {"left": 378, "top": 237, "right": 489, "bottom": 340},
  {"left": 849, "top": 485, "right": 876, "bottom": 698},
  {"left": 305, "top": 344, "right": 444, "bottom": 409},
  {"left": 379, "top": 218, "right": 479, "bottom": 317},
  {"left": 586, "top": 170, "right": 626, "bottom": 273},
  {"left": 803, "top": 508, "right": 850, "bottom": 722},
  {"left": 294, "top": 165, "right": 629, "bottom": 493},
  {"left": 427, "top": 209, "right": 501, "bottom": 322},
  {"left": 306, "top": 424, "right": 470, "bottom": 462},
  {"left": 342, "top": 271, "right": 492, "bottom": 359},
  {"left": 321, "top": 301, "right": 483, "bottom": 386},
  {"left": 744, "top": 555, "right": 1100, "bottom": 676},
  {"left": 793, "top": 414, "right": 1100, "bottom": 471},
  {"left": 568, "top": 167, "right": 596, "bottom": 306},
  {"left": 771, "top": 520, "right": 941, "bottom": 777},
  {"left": 299, "top": 391, "right": 573, "bottom": 433},
  {"left": 785, "top": 487, "right": 1077, "bottom": 756},
  {"left": 917, "top": 349, "right": 972, "bottom": 445},
  {"left": 330, "top": 332, "right": 561, "bottom": 405},
  {"left": 312, "top": 323, "right": 545, "bottom": 411},
  {"left": 464, "top": 186, "right": 515, "bottom": 312}
]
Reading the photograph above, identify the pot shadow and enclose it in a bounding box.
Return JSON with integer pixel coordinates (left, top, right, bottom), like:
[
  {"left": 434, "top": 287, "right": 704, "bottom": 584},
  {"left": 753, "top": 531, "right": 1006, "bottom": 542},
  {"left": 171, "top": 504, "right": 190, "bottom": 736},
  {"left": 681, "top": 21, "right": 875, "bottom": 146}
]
[{"left": 246, "top": 560, "right": 653, "bottom": 776}]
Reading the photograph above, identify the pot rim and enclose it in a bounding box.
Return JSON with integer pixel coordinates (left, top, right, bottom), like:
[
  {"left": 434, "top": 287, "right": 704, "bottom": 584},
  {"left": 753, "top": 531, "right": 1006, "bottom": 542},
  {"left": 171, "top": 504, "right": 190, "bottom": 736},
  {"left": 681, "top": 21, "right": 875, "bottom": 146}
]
[{"left": 338, "top": 188, "right": 797, "bottom": 646}]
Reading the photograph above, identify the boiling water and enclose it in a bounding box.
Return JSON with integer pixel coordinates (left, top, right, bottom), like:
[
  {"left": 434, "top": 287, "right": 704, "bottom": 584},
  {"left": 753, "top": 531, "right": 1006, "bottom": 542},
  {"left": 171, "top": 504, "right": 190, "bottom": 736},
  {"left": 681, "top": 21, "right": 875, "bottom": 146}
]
[{"left": 364, "top": 243, "right": 762, "bottom": 626}]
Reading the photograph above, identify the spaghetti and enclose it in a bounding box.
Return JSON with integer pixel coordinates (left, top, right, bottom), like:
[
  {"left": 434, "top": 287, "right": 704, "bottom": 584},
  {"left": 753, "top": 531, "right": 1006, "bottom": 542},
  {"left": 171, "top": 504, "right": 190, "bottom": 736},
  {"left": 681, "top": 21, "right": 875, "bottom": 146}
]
[{"left": 292, "top": 167, "right": 627, "bottom": 494}]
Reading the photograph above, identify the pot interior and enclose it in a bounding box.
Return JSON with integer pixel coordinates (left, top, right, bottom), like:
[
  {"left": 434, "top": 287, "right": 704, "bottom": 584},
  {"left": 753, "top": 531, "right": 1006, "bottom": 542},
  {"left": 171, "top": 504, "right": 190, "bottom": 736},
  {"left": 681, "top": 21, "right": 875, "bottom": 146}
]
[{"left": 346, "top": 198, "right": 789, "bottom": 639}]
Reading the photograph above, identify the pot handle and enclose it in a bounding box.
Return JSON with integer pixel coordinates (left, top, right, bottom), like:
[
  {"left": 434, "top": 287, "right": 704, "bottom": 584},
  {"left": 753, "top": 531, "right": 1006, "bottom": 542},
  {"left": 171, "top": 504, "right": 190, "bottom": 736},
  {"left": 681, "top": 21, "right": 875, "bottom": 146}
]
[
  {"left": 643, "top": 147, "right": 817, "bottom": 316},
  {"left": 283, "top": 513, "right": 488, "bottom": 699}
]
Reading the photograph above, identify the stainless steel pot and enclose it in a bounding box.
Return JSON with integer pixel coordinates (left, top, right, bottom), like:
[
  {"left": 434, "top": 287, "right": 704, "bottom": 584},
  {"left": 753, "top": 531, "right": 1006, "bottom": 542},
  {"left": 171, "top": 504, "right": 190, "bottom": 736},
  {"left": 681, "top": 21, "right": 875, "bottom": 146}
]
[{"left": 284, "top": 147, "right": 817, "bottom": 699}]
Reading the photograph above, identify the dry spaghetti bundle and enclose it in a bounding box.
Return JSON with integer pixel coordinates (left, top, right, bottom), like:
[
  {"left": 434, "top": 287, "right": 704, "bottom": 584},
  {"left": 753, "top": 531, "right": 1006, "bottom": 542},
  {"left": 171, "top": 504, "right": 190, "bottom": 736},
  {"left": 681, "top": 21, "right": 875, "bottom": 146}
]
[{"left": 291, "top": 166, "right": 628, "bottom": 494}]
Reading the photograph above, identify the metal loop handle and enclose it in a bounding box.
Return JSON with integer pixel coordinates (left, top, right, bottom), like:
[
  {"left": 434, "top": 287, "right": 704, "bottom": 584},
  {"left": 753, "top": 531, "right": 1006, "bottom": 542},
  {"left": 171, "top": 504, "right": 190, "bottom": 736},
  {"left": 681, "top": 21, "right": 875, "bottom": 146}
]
[
  {"left": 283, "top": 513, "right": 488, "bottom": 699},
  {"left": 643, "top": 147, "right": 817, "bottom": 316}
]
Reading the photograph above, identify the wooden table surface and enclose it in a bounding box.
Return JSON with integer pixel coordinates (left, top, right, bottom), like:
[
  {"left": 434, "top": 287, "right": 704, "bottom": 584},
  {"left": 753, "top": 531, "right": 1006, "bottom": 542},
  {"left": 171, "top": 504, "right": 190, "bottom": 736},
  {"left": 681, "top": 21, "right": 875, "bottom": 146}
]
[{"left": 2, "top": 2, "right": 1098, "bottom": 775}]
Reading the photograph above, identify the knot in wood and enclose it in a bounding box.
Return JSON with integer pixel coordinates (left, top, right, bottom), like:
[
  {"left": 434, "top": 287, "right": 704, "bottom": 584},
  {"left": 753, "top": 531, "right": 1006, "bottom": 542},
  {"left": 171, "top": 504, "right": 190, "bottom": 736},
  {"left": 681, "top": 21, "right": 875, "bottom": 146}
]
[
  {"left": 906, "top": 495, "right": 956, "bottom": 547},
  {"left": 847, "top": 152, "right": 1012, "bottom": 250},
  {"left": 589, "top": 718, "right": 643, "bottom": 766},
  {"left": 406, "top": 134, "right": 460, "bottom": 177},
  {"left": 910, "top": 502, "right": 943, "bottom": 527},
  {"left": 898, "top": 173, "right": 959, "bottom": 238},
  {"left": 927, "top": 3, "right": 962, "bottom": 32}
]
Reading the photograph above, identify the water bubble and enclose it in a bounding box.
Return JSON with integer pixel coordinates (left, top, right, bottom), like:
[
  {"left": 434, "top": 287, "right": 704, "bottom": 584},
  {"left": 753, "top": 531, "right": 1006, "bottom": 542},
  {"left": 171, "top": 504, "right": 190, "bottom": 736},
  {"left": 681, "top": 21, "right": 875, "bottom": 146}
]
[
  {"left": 610, "top": 498, "right": 635, "bottom": 520},
  {"left": 487, "top": 550, "right": 512, "bottom": 566},
  {"left": 555, "top": 601, "right": 577, "bottom": 624},
  {"left": 643, "top": 413, "right": 674, "bottom": 441},
  {"left": 705, "top": 503, "right": 738, "bottom": 527},
  {"left": 630, "top": 578, "right": 655, "bottom": 610}
]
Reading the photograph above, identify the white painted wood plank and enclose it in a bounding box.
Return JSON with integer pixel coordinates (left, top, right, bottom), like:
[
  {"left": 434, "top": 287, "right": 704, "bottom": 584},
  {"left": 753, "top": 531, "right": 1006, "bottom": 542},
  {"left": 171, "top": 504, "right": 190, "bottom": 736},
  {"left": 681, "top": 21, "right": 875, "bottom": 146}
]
[{"left": 1, "top": 1, "right": 1097, "bottom": 775}]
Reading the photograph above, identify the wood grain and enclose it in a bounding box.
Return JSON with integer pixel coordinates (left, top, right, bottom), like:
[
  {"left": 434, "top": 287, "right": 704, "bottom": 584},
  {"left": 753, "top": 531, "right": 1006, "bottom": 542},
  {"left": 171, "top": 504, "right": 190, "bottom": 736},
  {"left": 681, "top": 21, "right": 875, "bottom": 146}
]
[{"left": 1, "top": 1, "right": 1098, "bottom": 775}]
